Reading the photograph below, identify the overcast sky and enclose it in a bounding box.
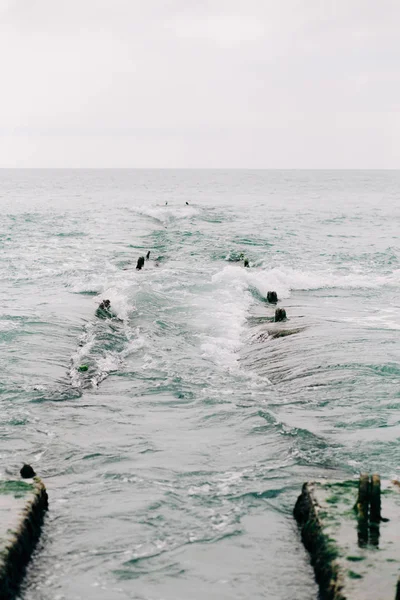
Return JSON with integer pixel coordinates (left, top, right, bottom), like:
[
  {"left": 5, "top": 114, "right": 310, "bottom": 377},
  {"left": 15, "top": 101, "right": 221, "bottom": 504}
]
[{"left": 0, "top": 0, "right": 398, "bottom": 168}]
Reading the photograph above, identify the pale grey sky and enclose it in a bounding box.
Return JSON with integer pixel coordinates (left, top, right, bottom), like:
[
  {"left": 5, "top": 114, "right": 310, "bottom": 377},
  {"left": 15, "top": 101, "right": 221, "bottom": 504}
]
[{"left": 0, "top": 0, "right": 398, "bottom": 168}]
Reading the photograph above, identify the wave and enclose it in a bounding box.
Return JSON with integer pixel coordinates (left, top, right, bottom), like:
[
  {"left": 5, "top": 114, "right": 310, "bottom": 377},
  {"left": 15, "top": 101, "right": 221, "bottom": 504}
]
[
  {"left": 68, "top": 286, "right": 137, "bottom": 389},
  {"left": 213, "top": 263, "right": 400, "bottom": 302},
  {"left": 129, "top": 204, "right": 200, "bottom": 225},
  {"left": 63, "top": 250, "right": 400, "bottom": 398},
  {"left": 68, "top": 321, "right": 126, "bottom": 389}
]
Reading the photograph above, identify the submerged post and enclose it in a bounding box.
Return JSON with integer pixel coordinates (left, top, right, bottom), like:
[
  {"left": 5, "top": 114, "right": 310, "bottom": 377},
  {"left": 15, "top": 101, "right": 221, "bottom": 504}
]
[
  {"left": 267, "top": 291, "right": 278, "bottom": 304},
  {"left": 274, "top": 308, "right": 287, "bottom": 322},
  {"left": 136, "top": 256, "right": 145, "bottom": 270}
]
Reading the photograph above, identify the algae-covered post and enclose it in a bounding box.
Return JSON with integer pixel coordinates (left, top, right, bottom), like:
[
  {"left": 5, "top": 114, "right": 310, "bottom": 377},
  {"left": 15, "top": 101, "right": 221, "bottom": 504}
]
[
  {"left": 0, "top": 475, "right": 48, "bottom": 600},
  {"left": 355, "top": 473, "right": 370, "bottom": 548},
  {"left": 96, "top": 299, "right": 112, "bottom": 319},
  {"left": 294, "top": 475, "right": 400, "bottom": 600},
  {"left": 355, "top": 473, "right": 369, "bottom": 519},
  {"left": 293, "top": 482, "right": 344, "bottom": 600},
  {"left": 274, "top": 308, "right": 286, "bottom": 322},
  {"left": 370, "top": 473, "right": 381, "bottom": 523}
]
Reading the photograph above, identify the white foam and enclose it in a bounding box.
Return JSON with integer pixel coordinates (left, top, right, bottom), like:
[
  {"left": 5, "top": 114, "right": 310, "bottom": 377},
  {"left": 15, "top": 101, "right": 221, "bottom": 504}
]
[
  {"left": 89, "top": 352, "right": 123, "bottom": 387},
  {"left": 338, "top": 309, "right": 400, "bottom": 330},
  {"left": 193, "top": 267, "right": 253, "bottom": 370},
  {"left": 130, "top": 204, "right": 200, "bottom": 225},
  {"left": 69, "top": 270, "right": 140, "bottom": 300},
  {"left": 68, "top": 325, "right": 96, "bottom": 387},
  {"left": 214, "top": 264, "right": 400, "bottom": 303},
  {"left": 194, "top": 260, "right": 400, "bottom": 372},
  {"left": 256, "top": 265, "right": 400, "bottom": 293},
  {"left": 212, "top": 264, "right": 291, "bottom": 301},
  {"left": 69, "top": 346, "right": 123, "bottom": 390},
  {"left": 0, "top": 320, "right": 19, "bottom": 332},
  {"left": 121, "top": 332, "right": 146, "bottom": 357},
  {"left": 93, "top": 286, "right": 135, "bottom": 322}
]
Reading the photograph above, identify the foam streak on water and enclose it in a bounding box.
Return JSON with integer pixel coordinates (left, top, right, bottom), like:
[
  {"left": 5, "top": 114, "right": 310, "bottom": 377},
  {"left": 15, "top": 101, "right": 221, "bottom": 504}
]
[{"left": 1, "top": 169, "right": 400, "bottom": 599}]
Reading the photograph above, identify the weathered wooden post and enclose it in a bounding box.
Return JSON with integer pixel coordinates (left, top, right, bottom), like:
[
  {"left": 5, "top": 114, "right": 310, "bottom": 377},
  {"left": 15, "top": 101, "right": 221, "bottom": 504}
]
[
  {"left": 0, "top": 469, "right": 48, "bottom": 599},
  {"left": 370, "top": 473, "right": 381, "bottom": 523},
  {"left": 355, "top": 473, "right": 370, "bottom": 547},
  {"left": 274, "top": 308, "right": 287, "bottom": 322},
  {"left": 136, "top": 256, "right": 145, "bottom": 270},
  {"left": 396, "top": 578, "right": 400, "bottom": 600},
  {"left": 294, "top": 475, "right": 400, "bottom": 599}
]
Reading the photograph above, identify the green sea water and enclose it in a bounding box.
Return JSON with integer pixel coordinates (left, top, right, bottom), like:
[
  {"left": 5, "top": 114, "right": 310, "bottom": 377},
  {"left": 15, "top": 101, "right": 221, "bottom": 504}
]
[{"left": 1, "top": 169, "right": 400, "bottom": 599}]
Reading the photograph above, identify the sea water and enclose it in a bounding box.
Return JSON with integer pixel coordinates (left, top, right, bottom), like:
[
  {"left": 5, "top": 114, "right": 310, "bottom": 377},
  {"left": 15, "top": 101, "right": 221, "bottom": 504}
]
[{"left": 1, "top": 169, "right": 400, "bottom": 600}]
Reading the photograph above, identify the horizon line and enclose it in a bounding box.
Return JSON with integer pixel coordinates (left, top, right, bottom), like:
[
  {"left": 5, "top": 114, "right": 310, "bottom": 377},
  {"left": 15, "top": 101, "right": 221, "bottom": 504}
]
[{"left": 0, "top": 167, "right": 399, "bottom": 171}]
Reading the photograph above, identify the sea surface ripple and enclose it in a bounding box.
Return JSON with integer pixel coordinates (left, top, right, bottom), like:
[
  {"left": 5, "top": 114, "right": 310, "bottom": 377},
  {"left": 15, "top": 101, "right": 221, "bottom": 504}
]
[{"left": 1, "top": 169, "right": 400, "bottom": 600}]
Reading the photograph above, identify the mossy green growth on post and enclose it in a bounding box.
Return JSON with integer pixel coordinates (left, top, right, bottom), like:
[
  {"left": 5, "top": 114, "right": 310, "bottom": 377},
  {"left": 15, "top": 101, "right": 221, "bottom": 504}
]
[
  {"left": 0, "top": 477, "right": 48, "bottom": 600},
  {"left": 294, "top": 477, "right": 400, "bottom": 600},
  {"left": 294, "top": 482, "right": 345, "bottom": 600},
  {"left": 0, "top": 480, "right": 33, "bottom": 498}
]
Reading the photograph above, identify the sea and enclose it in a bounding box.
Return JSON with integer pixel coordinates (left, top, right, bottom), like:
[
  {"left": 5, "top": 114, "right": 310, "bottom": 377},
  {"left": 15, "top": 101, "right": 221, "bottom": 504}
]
[{"left": 1, "top": 169, "right": 400, "bottom": 600}]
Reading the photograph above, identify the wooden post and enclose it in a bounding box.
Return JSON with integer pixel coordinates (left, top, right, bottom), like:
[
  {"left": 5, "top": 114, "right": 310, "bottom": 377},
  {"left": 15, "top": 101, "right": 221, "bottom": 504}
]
[
  {"left": 355, "top": 473, "right": 370, "bottom": 520},
  {"left": 395, "top": 577, "right": 400, "bottom": 600},
  {"left": 267, "top": 291, "right": 278, "bottom": 303},
  {"left": 274, "top": 308, "right": 287, "bottom": 322},
  {"left": 370, "top": 474, "right": 381, "bottom": 523}
]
